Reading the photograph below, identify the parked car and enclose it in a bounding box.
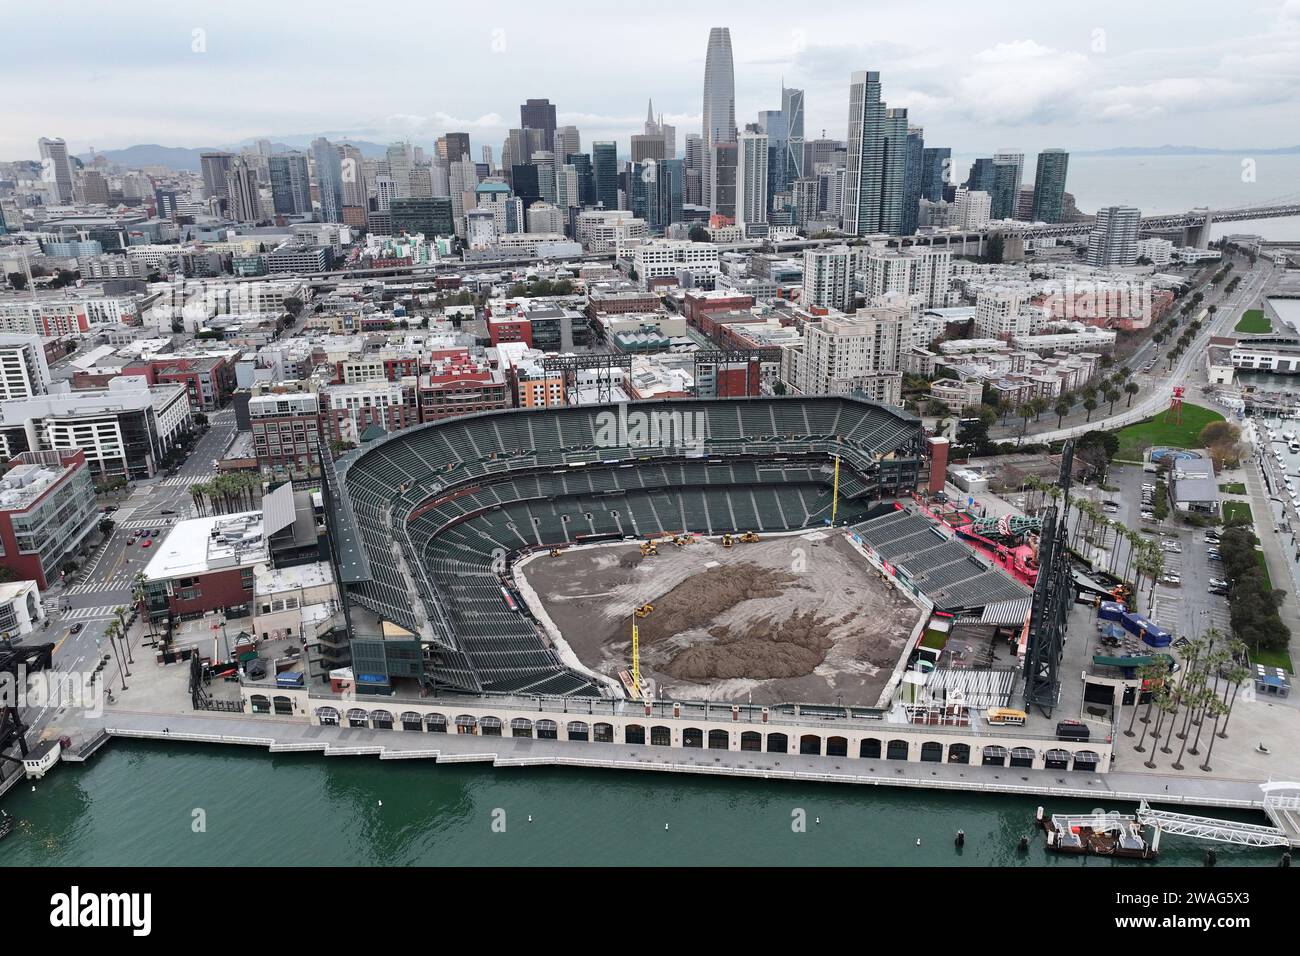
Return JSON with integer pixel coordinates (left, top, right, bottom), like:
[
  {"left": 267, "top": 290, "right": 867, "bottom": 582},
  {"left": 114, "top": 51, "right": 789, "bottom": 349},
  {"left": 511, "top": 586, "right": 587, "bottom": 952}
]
[{"left": 141, "top": 539, "right": 153, "bottom": 548}]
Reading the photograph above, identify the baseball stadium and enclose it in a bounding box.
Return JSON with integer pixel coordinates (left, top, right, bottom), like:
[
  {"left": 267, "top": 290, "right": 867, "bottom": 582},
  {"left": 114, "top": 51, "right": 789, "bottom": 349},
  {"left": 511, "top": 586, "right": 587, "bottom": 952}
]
[{"left": 325, "top": 396, "right": 927, "bottom": 701}]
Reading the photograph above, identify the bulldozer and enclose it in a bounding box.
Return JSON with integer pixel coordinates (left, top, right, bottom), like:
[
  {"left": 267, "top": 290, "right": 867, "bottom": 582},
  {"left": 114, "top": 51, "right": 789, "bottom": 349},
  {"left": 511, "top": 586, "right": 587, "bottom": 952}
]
[
  {"left": 739, "top": 532, "right": 760, "bottom": 543},
  {"left": 634, "top": 603, "right": 654, "bottom": 618},
  {"left": 639, "top": 541, "right": 659, "bottom": 557},
  {"left": 721, "top": 533, "right": 734, "bottom": 548},
  {"left": 549, "top": 548, "right": 563, "bottom": 557}
]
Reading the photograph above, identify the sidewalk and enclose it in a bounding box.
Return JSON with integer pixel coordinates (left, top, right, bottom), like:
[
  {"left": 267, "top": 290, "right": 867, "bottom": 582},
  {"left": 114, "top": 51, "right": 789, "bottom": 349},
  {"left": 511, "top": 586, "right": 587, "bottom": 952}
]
[{"left": 1242, "top": 454, "right": 1300, "bottom": 665}]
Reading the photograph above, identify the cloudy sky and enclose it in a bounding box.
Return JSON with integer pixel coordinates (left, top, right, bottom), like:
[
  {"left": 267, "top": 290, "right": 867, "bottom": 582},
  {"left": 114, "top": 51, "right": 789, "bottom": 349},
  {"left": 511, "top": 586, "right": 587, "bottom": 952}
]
[{"left": 4, "top": 0, "right": 1299, "bottom": 161}]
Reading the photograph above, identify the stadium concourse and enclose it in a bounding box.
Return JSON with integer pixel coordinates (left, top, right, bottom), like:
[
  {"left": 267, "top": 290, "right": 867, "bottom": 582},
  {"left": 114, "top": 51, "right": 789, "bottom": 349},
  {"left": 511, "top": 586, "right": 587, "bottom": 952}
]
[{"left": 325, "top": 396, "right": 925, "bottom": 699}]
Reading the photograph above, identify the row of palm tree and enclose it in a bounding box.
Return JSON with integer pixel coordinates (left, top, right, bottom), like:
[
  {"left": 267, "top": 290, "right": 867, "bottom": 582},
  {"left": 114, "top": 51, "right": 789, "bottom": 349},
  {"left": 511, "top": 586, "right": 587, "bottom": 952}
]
[
  {"left": 1017, "top": 474, "right": 1168, "bottom": 612},
  {"left": 189, "top": 471, "right": 263, "bottom": 516},
  {"left": 1124, "top": 629, "right": 1252, "bottom": 773}
]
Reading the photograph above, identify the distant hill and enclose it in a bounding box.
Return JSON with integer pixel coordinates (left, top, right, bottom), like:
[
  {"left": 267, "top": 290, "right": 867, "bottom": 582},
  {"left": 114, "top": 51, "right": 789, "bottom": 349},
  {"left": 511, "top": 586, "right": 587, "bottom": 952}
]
[
  {"left": 77, "top": 137, "right": 396, "bottom": 171},
  {"left": 1076, "top": 145, "right": 1300, "bottom": 157}
]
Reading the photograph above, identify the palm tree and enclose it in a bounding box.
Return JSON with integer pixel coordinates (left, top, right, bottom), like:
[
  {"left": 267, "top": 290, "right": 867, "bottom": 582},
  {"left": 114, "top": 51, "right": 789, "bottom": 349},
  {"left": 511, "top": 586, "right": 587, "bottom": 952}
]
[
  {"left": 1216, "top": 644, "right": 1252, "bottom": 739},
  {"left": 1145, "top": 688, "right": 1177, "bottom": 768},
  {"left": 1126, "top": 661, "right": 1166, "bottom": 736},
  {"left": 1054, "top": 399, "right": 1070, "bottom": 428},
  {"left": 1083, "top": 398, "right": 1098, "bottom": 422},
  {"left": 112, "top": 605, "right": 134, "bottom": 664},
  {"left": 1198, "top": 696, "right": 1230, "bottom": 772},
  {"left": 1105, "top": 387, "right": 1121, "bottom": 416},
  {"left": 1124, "top": 381, "right": 1140, "bottom": 407}
]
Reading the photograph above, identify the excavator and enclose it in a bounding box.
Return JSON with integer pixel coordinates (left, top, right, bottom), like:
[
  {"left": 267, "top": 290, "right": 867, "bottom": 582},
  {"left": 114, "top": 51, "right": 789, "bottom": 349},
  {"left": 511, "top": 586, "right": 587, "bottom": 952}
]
[
  {"left": 634, "top": 603, "right": 654, "bottom": 618},
  {"left": 549, "top": 548, "right": 563, "bottom": 557},
  {"left": 671, "top": 534, "right": 694, "bottom": 548},
  {"left": 639, "top": 540, "right": 659, "bottom": 557},
  {"left": 721, "top": 533, "right": 734, "bottom": 548},
  {"left": 739, "top": 532, "right": 760, "bottom": 543}
]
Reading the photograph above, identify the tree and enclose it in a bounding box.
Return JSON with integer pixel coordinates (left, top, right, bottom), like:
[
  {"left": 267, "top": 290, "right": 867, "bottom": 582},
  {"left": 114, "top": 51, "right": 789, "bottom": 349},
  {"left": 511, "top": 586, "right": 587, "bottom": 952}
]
[
  {"left": 772, "top": 381, "right": 787, "bottom": 396},
  {"left": 1124, "top": 381, "right": 1140, "bottom": 407},
  {"left": 1082, "top": 397, "right": 1098, "bottom": 422},
  {"left": 6, "top": 272, "right": 26, "bottom": 291},
  {"left": 688, "top": 225, "right": 709, "bottom": 243},
  {"left": 1054, "top": 399, "right": 1070, "bottom": 428},
  {"left": 283, "top": 296, "right": 304, "bottom": 318},
  {"left": 1104, "top": 387, "right": 1120, "bottom": 415}
]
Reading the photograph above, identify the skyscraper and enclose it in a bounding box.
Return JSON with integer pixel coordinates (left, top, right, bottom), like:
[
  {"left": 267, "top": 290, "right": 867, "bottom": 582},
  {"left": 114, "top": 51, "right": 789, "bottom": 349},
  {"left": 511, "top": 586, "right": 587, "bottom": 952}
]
[
  {"left": 701, "top": 27, "right": 736, "bottom": 211},
  {"left": 920, "top": 147, "right": 951, "bottom": 202},
  {"left": 554, "top": 126, "right": 581, "bottom": 164},
  {"left": 339, "top": 144, "right": 367, "bottom": 209},
  {"left": 844, "top": 71, "right": 908, "bottom": 236},
  {"left": 520, "top": 98, "right": 557, "bottom": 151},
  {"left": 712, "top": 141, "right": 738, "bottom": 221},
  {"left": 199, "top": 151, "right": 234, "bottom": 210},
  {"left": 225, "top": 157, "right": 261, "bottom": 223},
  {"left": 900, "top": 127, "right": 925, "bottom": 236},
  {"left": 1087, "top": 205, "right": 1140, "bottom": 267},
  {"left": 992, "top": 149, "right": 1024, "bottom": 219},
  {"left": 38, "top": 137, "right": 75, "bottom": 203},
  {"left": 567, "top": 152, "right": 595, "bottom": 206},
  {"left": 1031, "top": 149, "right": 1070, "bottom": 223},
  {"left": 736, "top": 131, "right": 769, "bottom": 230},
  {"left": 592, "top": 142, "right": 619, "bottom": 210},
  {"left": 439, "top": 132, "right": 472, "bottom": 164},
  {"left": 386, "top": 143, "right": 413, "bottom": 198},
  {"left": 312, "top": 137, "right": 345, "bottom": 224},
  {"left": 683, "top": 134, "right": 704, "bottom": 206},
  {"left": 781, "top": 85, "right": 805, "bottom": 180}
]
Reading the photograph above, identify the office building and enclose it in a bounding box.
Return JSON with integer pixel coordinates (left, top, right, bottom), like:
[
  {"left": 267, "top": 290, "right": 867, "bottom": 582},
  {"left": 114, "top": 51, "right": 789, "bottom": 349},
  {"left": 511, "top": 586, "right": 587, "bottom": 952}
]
[
  {"left": 312, "top": 137, "right": 345, "bottom": 223},
  {"left": 520, "top": 98, "right": 557, "bottom": 152},
  {"left": 844, "top": 71, "right": 908, "bottom": 235},
  {"left": 38, "top": 137, "right": 76, "bottom": 203},
  {"left": 1087, "top": 205, "right": 1141, "bottom": 268},
  {"left": 702, "top": 27, "right": 736, "bottom": 211},
  {"left": 269, "top": 152, "right": 312, "bottom": 216},
  {"left": 736, "top": 131, "right": 769, "bottom": 230},
  {"left": 1031, "top": 149, "right": 1070, "bottom": 223}
]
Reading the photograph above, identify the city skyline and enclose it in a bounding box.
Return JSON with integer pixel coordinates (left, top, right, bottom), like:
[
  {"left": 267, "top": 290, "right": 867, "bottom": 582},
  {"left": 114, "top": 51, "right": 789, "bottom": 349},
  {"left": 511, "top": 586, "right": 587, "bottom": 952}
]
[{"left": 5, "top": 0, "right": 1300, "bottom": 162}]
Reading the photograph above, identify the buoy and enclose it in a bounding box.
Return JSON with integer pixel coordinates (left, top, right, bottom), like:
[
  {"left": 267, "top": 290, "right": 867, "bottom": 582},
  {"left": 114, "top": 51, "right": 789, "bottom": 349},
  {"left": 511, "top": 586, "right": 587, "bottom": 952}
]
[
  {"left": 916, "top": 838, "right": 922, "bottom": 846},
  {"left": 955, "top": 830, "right": 965, "bottom": 847},
  {"left": 665, "top": 823, "right": 669, "bottom": 830},
  {"left": 377, "top": 800, "right": 382, "bottom": 807},
  {"left": 1018, "top": 835, "right": 1029, "bottom": 852},
  {"left": 528, "top": 815, "right": 533, "bottom": 823},
  {"left": 815, "top": 817, "right": 820, "bottom": 825}
]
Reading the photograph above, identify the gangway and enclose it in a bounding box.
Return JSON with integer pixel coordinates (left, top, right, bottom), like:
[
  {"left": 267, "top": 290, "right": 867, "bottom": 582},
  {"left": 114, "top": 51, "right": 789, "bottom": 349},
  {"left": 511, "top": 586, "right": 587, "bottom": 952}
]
[{"left": 1137, "top": 794, "right": 1298, "bottom": 848}]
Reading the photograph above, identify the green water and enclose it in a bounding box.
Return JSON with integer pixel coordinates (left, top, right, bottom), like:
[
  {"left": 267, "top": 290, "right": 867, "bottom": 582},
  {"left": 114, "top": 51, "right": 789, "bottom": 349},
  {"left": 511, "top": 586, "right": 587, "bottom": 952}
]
[{"left": 0, "top": 742, "right": 1281, "bottom": 866}]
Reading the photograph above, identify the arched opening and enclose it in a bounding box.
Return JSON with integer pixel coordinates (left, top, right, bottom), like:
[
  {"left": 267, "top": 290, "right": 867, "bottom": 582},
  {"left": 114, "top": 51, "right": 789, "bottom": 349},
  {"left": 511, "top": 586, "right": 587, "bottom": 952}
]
[
  {"left": 860, "top": 738, "right": 882, "bottom": 759},
  {"left": 683, "top": 727, "right": 704, "bottom": 748},
  {"left": 625, "top": 724, "right": 646, "bottom": 745},
  {"left": 425, "top": 713, "right": 447, "bottom": 733},
  {"left": 800, "top": 734, "right": 822, "bottom": 755},
  {"left": 593, "top": 722, "right": 614, "bottom": 743},
  {"left": 920, "top": 741, "right": 944, "bottom": 762},
  {"left": 510, "top": 717, "right": 534, "bottom": 738},
  {"left": 371, "top": 710, "right": 394, "bottom": 730},
  {"left": 947, "top": 743, "right": 971, "bottom": 764},
  {"left": 740, "top": 731, "right": 762, "bottom": 752},
  {"left": 316, "top": 706, "right": 339, "bottom": 726},
  {"left": 479, "top": 716, "right": 503, "bottom": 737},
  {"left": 1010, "top": 747, "right": 1035, "bottom": 768},
  {"left": 1044, "top": 749, "right": 1071, "bottom": 770},
  {"left": 1073, "top": 750, "right": 1101, "bottom": 772},
  {"left": 982, "top": 745, "right": 1008, "bottom": 766},
  {"left": 650, "top": 725, "right": 672, "bottom": 746},
  {"left": 272, "top": 696, "right": 293, "bottom": 715},
  {"left": 886, "top": 739, "right": 909, "bottom": 760},
  {"left": 826, "top": 736, "right": 848, "bottom": 757},
  {"left": 454, "top": 714, "right": 478, "bottom": 735},
  {"left": 766, "top": 732, "right": 788, "bottom": 753},
  {"left": 250, "top": 694, "right": 270, "bottom": 714},
  {"left": 536, "top": 719, "right": 558, "bottom": 740},
  {"left": 567, "top": 721, "right": 589, "bottom": 742},
  {"left": 347, "top": 708, "right": 369, "bottom": 728},
  {"left": 400, "top": 711, "right": 423, "bottom": 731},
  {"left": 708, "top": 729, "right": 729, "bottom": 750}
]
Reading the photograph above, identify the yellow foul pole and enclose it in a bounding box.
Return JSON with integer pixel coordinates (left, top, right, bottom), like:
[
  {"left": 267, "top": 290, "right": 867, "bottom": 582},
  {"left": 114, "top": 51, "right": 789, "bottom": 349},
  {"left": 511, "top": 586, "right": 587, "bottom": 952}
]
[
  {"left": 631, "top": 617, "right": 641, "bottom": 699},
  {"left": 831, "top": 455, "right": 841, "bottom": 525}
]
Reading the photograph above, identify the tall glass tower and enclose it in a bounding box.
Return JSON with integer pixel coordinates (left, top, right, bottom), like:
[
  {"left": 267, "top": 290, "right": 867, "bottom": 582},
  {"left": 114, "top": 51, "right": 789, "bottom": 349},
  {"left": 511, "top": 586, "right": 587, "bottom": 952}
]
[
  {"left": 1031, "top": 149, "right": 1070, "bottom": 223},
  {"left": 844, "top": 71, "right": 907, "bottom": 236},
  {"left": 701, "top": 27, "right": 736, "bottom": 212}
]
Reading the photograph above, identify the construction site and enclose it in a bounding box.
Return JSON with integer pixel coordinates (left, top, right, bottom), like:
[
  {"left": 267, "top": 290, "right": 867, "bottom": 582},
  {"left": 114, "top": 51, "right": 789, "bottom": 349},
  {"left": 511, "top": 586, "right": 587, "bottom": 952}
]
[{"left": 516, "top": 530, "right": 924, "bottom": 706}]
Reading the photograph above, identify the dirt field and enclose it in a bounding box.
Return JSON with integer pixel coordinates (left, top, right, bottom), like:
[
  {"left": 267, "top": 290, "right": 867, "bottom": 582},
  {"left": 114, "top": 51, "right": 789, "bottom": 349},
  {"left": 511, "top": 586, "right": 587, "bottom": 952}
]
[{"left": 517, "top": 532, "right": 922, "bottom": 706}]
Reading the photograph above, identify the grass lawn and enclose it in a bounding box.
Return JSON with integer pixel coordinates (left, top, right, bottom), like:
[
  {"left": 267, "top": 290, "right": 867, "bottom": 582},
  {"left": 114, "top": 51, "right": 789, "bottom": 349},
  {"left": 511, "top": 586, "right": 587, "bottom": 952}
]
[
  {"left": 1115, "top": 402, "right": 1226, "bottom": 461},
  {"left": 1219, "top": 482, "right": 1246, "bottom": 494},
  {"left": 1251, "top": 645, "right": 1294, "bottom": 673},
  {"left": 1234, "top": 308, "right": 1272, "bottom": 334},
  {"left": 1222, "top": 500, "right": 1254, "bottom": 525},
  {"left": 1255, "top": 548, "right": 1272, "bottom": 589}
]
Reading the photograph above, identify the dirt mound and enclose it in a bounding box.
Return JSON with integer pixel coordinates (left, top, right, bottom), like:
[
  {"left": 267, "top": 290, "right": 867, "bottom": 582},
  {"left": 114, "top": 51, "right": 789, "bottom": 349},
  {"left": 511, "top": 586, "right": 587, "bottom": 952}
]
[
  {"left": 635, "top": 562, "right": 799, "bottom": 645},
  {"left": 666, "top": 610, "right": 835, "bottom": 680}
]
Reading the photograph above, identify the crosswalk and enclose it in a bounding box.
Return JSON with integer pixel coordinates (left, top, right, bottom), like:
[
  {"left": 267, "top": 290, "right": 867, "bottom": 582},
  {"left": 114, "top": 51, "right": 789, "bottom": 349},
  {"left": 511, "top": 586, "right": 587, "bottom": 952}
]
[
  {"left": 160, "top": 474, "right": 212, "bottom": 488},
  {"left": 119, "top": 516, "right": 187, "bottom": 531},
  {"left": 57, "top": 604, "right": 122, "bottom": 622},
  {"left": 64, "top": 571, "right": 138, "bottom": 595}
]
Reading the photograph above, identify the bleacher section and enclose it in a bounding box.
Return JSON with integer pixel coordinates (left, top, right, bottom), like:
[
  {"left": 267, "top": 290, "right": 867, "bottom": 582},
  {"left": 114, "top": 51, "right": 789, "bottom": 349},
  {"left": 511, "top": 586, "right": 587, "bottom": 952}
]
[
  {"left": 850, "top": 507, "right": 1032, "bottom": 612},
  {"left": 328, "top": 397, "right": 923, "bottom": 697}
]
